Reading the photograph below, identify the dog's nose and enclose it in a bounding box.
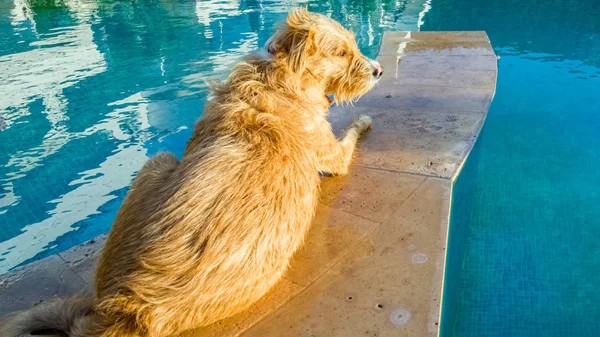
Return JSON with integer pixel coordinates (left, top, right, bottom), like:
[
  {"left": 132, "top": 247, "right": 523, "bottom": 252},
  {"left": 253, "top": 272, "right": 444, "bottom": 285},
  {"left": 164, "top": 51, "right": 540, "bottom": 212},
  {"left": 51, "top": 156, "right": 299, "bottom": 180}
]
[{"left": 372, "top": 63, "right": 383, "bottom": 78}]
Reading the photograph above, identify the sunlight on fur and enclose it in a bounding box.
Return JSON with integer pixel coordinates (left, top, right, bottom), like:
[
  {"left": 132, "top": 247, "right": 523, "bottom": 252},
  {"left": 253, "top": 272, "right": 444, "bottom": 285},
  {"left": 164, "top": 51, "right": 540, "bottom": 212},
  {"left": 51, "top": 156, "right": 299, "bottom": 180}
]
[{"left": 0, "top": 8, "right": 382, "bottom": 337}]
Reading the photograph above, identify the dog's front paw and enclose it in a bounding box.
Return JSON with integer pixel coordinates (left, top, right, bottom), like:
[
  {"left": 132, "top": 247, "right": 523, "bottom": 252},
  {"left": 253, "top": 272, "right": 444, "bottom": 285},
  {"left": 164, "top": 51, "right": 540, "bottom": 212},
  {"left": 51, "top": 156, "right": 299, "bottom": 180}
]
[{"left": 352, "top": 114, "right": 372, "bottom": 134}]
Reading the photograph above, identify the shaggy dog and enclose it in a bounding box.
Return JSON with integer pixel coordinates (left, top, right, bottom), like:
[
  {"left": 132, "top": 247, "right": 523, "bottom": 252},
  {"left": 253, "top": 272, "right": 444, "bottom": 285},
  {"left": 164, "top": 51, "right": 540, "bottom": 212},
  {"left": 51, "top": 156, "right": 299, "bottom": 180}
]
[{"left": 0, "top": 8, "right": 382, "bottom": 337}]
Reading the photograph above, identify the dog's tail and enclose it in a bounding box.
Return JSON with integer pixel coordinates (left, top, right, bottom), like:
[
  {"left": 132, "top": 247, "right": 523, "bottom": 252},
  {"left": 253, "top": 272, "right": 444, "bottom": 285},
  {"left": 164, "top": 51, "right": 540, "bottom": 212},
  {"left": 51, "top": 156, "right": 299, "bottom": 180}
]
[{"left": 0, "top": 297, "right": 95, "bottom": 337}]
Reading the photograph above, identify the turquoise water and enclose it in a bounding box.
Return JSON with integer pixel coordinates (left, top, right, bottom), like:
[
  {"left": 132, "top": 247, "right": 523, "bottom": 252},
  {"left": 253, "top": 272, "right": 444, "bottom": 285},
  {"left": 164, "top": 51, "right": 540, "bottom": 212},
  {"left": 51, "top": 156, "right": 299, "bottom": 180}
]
[
  {"left": 426, "top": 0, "right": 600, "bottom": 336},
  {"left": 0, "top": 0, "right": 599, "bottom": 335}
]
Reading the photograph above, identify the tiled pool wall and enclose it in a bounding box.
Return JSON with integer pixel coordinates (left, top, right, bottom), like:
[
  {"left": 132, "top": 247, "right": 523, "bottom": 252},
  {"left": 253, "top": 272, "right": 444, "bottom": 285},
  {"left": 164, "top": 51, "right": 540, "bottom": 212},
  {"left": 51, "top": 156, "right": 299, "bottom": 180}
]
[{"left": 440, "top": 126, "right": 485, "bottom": 335}]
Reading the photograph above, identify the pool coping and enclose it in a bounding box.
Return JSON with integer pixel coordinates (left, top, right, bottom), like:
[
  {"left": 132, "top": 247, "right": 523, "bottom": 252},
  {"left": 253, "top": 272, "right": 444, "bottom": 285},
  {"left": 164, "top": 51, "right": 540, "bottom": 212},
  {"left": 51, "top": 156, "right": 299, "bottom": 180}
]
[{"left": 0, "top": 31, "right": 498, "bottom": 336}]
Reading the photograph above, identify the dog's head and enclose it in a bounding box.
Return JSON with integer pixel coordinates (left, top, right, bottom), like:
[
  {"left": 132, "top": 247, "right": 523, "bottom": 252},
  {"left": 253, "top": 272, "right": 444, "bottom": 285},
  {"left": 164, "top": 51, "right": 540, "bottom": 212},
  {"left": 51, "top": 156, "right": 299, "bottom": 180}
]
[{"left": 267, "top": 8, "right": 382, "bottom": 104}]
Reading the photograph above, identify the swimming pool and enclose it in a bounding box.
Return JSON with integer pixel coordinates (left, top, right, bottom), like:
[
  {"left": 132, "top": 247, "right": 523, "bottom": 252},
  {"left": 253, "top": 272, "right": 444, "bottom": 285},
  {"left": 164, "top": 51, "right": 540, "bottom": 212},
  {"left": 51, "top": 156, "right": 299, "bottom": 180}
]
[
  {"left": 426, "top": 0, "right": 600, "bottom": 336},
  {"left": 0, "top": 0, "right": 599, "bottom": 335}
]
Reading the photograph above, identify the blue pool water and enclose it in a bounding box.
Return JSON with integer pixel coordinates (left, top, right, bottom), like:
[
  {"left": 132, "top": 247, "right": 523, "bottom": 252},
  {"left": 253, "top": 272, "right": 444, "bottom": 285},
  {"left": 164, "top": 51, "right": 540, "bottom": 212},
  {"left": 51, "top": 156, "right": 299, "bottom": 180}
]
[
  {"left": 425, "top": 0, "right": 600, "bottom": 336},
  {"left": 0, "top": 0, "right": 599, "bottom": 335}
]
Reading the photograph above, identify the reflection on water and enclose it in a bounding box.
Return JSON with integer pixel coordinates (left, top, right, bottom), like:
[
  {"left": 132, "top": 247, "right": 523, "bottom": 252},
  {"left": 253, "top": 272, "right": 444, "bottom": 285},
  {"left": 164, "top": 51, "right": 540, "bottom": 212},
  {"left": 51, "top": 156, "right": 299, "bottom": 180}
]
[{"left": 0, "top": 0, "right": 432, "bottom": 273}]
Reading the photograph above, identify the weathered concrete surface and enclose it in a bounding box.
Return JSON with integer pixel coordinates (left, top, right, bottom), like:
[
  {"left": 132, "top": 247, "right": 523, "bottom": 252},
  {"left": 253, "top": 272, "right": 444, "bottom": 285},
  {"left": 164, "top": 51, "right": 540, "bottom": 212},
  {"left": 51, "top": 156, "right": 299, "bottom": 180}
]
[
  {"left": 0, "top": 235, "right": 105, "bottom": 318},
  {"left": 0, "top": 31, "right": 497, "bottom": 336}
]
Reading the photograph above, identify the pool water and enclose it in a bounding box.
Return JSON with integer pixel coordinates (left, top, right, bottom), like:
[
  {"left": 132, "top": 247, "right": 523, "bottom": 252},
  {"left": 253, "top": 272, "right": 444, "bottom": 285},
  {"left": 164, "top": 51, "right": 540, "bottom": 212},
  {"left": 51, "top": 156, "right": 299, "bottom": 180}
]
[
  {"left": 425, "top": 0, "right": 600, "bottom": 336},
  {"left": 0, "top": 0, "right": 598, "bottom": 335}
]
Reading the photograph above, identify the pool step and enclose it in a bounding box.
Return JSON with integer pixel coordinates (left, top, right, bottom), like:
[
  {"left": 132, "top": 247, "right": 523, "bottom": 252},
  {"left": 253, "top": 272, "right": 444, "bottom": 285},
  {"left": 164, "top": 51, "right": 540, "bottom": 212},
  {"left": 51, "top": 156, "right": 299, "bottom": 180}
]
[{"left": 0, "top": 31, "right": 498, "bottom": 337}]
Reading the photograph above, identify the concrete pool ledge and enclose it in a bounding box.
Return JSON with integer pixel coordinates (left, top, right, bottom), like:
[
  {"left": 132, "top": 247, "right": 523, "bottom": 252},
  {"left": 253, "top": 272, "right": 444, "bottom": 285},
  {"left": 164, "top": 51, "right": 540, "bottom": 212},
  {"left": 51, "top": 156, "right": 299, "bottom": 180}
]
[{"left": 0, "top": 31, "right": 498, "bottom": 336}]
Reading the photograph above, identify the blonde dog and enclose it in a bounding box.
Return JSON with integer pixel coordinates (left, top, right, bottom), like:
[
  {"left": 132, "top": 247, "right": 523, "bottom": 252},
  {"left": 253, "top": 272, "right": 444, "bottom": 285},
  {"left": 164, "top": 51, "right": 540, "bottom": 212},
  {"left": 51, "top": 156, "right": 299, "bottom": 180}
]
[{"left": 1, "top": 8, "right": 382, "bottom": 337}]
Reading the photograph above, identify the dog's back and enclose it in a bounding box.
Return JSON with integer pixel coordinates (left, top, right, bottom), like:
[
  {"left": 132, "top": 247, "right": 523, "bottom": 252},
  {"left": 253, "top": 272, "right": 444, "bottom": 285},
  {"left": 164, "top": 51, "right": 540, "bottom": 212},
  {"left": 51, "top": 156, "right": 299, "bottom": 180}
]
[{"left": 93, "top": 55, "right": 322, "bottom": 336}]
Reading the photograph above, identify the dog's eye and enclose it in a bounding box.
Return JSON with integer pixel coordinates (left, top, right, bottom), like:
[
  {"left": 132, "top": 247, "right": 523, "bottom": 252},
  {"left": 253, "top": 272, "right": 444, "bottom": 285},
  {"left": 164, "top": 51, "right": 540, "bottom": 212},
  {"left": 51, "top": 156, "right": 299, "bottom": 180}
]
[{"left": 339, "top": 51, "right": 347, "bottom": 57}]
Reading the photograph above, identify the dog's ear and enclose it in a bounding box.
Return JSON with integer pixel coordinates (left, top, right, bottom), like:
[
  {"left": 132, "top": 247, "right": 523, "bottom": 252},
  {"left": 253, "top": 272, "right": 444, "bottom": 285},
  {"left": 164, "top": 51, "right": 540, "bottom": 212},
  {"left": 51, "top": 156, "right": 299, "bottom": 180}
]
[
  {"left": 284, "top": 28, "right": 315, "bottom": 73},
  {"left": 287, "top": 7, "right": 312, "bottom": 29},
  {"left": 272, "top": 8, "right": 316, "bottom": 73}
]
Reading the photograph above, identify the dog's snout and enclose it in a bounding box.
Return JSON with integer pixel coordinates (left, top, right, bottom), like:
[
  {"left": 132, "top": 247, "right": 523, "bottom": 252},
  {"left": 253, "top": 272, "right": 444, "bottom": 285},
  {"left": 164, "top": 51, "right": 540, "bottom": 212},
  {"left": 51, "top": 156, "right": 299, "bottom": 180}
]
[{"left": 372, "top": 62, "right": 383, "bottom": 78}]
